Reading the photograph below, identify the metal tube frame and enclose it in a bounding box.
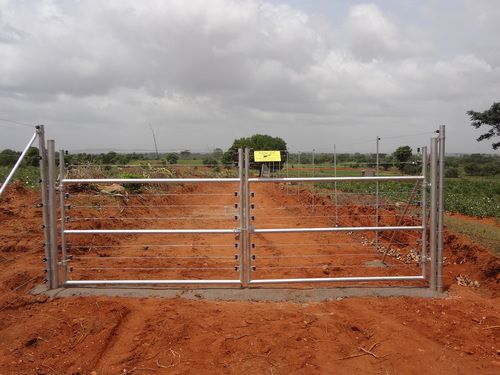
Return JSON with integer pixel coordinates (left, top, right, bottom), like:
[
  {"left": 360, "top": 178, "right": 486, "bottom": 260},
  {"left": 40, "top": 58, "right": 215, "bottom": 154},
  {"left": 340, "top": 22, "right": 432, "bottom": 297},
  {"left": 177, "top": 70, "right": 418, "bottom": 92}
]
[
  {"left": 375, "top": 136, "right": 380, "bottom": 252},
  {"left": 333, "top": 144, "right": 338, "bottom": 225},
  {"left": 64, "top": 280, "right": 241, "bottom": 286},
  {"left": 429, "top": 138, "right": 438, "bottom": 291},
  {"left": 37, "top": 126, "right": 52, "bottom": 286},
  {"left": 249, "top": 176, "right": 423, "bottom": 183},
  {"left": 47, "top": 140, "right": 59, "bottom": 288},
  {"left": 437, "top": 125, "right": 445, "bottom": 292},
  {"left": 63, "top": 150, "right": 245, "bottom": 288},
  {"left": 63, "top": 177, "right": 240, "bottom": 184},
  {"left": 65, "top": 229, "right": 239, "bottom": 235},
  {"left": 247, "top": 149, "right": 428, "bottom": 285},
  {"left": 0, "top": 130, "right": 38, "bottom": 198},
  {"left": 238, "top": 149, "right": 246, "bottom": 286},
  {"left": 254, "top": 226, "right": 423, "bottom": 234},
  {"left": 59, "top": 150, "right": 68, "bottom": 282},
  {"left": 249, "top": 275, "right": 424, "bottom": 285},
  {"left": 420, "top": 146, "right": 428, "bottom": 278},
  {"left": 244, "top": 148, "right": 252, "bottom": 285},
  {"left": 54, "top": 138, "right": 442, "bottom": 289}
]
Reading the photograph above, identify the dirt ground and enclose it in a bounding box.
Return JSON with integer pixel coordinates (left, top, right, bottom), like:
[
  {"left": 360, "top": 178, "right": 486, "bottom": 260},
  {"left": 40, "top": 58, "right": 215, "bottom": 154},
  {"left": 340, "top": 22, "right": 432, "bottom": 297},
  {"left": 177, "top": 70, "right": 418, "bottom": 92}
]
[{"left": 0, "top": 181, "right": 499, "bottom": 374}]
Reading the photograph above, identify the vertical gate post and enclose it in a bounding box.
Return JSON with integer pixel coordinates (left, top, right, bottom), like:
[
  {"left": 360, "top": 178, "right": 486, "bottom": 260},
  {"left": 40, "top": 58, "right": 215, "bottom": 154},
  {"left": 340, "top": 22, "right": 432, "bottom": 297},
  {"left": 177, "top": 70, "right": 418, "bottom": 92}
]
[
  {"left": 420, "top": 146, "right": 428, "bottom": 278},
  {"left": 429, "top": 138, "right": 438, "bottom": 291},
  {"left": 437, "top": 125, "right": 446, "bottom": 293},
  {"left": 37, "top": 126, "right": 52, "bottom": 286},
  {"left": 59, "top": 149, "right": 68, "bottom": 282},
  {"left": 375, "top": 136, "right": 380, "bottom": 251},
  {"left": 244, "top": 148, "right": 252, "bottom": 285},
  {"left": 47, "top": 140, "right": 59, "bottom": 288},
  {"left": 333, "top": 144, "right": 338, "bottom": 225},
  {"left": 237, "top": 148, "right": 246, "bottom": 287}
]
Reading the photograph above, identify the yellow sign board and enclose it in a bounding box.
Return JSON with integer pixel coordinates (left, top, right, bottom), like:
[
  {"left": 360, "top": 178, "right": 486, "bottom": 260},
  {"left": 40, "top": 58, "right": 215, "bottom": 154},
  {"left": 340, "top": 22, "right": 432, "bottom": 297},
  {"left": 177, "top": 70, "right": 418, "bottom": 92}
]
[{"left": 254, "top": 150, "right": 281, "bottom": 162}]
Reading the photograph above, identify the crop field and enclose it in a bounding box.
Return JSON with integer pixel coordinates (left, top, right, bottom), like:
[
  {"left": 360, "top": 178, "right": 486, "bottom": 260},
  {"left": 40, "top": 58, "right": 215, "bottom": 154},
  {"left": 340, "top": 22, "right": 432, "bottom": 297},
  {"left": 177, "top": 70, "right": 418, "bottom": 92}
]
[{"left": 0, "top": 161, "right": 499, "bottom": 374}]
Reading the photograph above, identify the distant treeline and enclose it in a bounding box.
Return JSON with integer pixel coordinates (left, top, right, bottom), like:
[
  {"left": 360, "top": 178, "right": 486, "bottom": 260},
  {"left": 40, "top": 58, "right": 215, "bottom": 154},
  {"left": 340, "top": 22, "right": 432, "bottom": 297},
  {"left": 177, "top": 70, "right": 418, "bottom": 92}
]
[{"left": 1, "top": 147, "right": 499, "bottom": 177}]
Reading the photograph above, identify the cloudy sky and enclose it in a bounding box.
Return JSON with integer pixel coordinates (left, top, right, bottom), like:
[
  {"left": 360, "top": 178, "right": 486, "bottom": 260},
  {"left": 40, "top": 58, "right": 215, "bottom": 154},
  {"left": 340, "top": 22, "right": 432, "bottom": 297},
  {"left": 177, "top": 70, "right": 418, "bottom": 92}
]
[{"left": 1, "top": 0, "right": 499, "bottom": 154}]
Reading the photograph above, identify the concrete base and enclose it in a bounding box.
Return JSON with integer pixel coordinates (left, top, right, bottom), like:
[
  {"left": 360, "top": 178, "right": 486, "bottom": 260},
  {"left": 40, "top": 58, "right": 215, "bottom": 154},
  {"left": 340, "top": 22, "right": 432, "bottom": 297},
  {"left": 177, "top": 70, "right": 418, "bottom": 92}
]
[{"left": 32, "top": 284, "right": 445, "bottom": 302}]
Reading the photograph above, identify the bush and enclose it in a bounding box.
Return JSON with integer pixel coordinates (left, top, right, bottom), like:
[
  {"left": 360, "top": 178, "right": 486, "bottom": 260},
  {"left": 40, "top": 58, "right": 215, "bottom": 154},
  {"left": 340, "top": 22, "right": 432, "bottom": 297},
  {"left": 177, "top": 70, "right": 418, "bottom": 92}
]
[
  {"left": 202, "top": 157, "right": 218, "bottom": 166},
  {"left": 464, "top": 162, "right": 500, "bottom": 176},
  {"left": 445, "top": 167, "right": 460, "bottom": 178},
  {"left": 166, "top": 153, "right": 179, "bottom": 164},
  {"left": 121, "top": 172, "right": 142, "bottom": 193}
]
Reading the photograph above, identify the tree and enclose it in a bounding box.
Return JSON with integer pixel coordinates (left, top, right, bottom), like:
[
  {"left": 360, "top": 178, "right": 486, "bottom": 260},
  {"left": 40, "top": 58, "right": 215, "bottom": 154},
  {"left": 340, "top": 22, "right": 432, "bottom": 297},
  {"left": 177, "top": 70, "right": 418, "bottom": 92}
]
[
  {"left": 467, "top": 102, "right": 500, "bottom": 150},
  {"left": 222, "top": 134, "right": 287, "bottom": 165},
  {"left": 165, "top": 153, "right": 179, "bottom": 164},
  {"left": 212, "top": 148, "right": 224, "bottom": 160},
  {"left": 392, "top": 146, "right": 412, "bottom": 173},
  {"left": 24, "top": 147, "right": 40, "bottom": 167},
  {"left": 445, "top": 167, "right": 460, "bottom": 178},
  {"left": 0, "top": 149, "right": 20, "bottom": 166}
]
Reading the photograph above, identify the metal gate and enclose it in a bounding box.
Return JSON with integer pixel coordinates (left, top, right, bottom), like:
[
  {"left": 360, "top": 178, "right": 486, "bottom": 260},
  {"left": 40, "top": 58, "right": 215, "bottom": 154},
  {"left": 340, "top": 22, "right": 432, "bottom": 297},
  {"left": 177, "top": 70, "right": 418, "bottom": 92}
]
[{"left": 38, "top": 128, "right": 445, "bottom": 292}]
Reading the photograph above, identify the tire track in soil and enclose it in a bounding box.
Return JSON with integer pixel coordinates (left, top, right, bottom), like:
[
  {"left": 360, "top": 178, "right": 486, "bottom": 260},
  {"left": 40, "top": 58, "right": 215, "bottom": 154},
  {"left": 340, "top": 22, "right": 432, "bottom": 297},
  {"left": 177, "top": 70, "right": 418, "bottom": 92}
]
[{"left": 88, "top": 307, "right": 131, "bottom": 370}]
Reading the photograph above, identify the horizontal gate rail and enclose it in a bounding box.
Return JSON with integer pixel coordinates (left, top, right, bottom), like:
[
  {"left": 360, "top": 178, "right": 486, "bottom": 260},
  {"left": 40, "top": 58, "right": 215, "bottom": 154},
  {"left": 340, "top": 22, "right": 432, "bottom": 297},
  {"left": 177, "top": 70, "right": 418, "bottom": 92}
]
[
  {"left": 64, "top": 279, "right": 241, "bottom": 286},
  {"left": 65, "top": 229, "right": 239, "bottom": 234},
  {"left": 249, "top": 276, "right": 425, "bottom": 285},
  {"left": 248, "top": 176, "right": 423, "bottom": 183},
  {"left": 254, "top": 226, "right": 423, "bottom": 234},
  {"left": 62, "top": 177, "right": 239, "bottom": 183}
]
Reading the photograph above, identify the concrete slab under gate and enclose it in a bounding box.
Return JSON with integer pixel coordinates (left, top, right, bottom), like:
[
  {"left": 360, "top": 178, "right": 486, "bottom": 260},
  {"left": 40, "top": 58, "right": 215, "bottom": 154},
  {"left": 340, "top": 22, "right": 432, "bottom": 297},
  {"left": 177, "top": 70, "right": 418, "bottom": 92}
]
[{"left": 32, "top": 285, "right": 444, "bottom": 302}]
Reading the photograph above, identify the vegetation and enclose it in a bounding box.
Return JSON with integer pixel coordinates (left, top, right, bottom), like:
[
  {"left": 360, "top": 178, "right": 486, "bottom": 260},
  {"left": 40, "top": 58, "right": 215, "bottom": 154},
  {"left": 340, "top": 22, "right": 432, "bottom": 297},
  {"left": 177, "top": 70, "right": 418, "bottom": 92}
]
[
  {"left": 392, "top": 146, "right": 413, "bottom": 173},
  {"left": 1, "top": 142, "right": 498, "bottom": 218},
  {"left": 445, "top": 215, "right": 500, "bottom": 256},
  {"left": 222, "top": 134, "right": 287, "bottom": 166},
  {"left": 165, "top": 153, "right": 179, "bottom": 164},
  {"left": 467, "top": 102, "right": 500, "bottom": 150}
]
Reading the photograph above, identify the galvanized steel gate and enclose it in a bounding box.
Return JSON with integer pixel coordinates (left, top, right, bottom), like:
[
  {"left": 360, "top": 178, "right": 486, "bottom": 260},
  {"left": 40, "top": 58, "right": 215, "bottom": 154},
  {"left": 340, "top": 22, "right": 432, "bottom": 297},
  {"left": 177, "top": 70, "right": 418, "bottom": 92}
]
[{"left": 37, "top": 128, "right": 446, "bottom": 292}]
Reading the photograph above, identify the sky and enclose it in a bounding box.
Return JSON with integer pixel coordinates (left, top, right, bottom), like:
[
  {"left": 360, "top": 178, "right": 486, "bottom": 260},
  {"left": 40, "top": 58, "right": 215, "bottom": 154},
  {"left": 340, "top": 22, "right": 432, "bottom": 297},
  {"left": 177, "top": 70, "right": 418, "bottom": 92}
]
[{"left": 0, "top": 0, "right": 499, "bottom": 154}]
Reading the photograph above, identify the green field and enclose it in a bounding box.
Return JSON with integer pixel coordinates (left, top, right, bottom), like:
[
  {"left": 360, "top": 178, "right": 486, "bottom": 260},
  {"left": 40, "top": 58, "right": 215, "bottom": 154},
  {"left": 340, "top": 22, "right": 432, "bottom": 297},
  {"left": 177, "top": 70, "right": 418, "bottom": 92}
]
[{"left": 285, "top": 164, "right": 500, "bottom": 218}]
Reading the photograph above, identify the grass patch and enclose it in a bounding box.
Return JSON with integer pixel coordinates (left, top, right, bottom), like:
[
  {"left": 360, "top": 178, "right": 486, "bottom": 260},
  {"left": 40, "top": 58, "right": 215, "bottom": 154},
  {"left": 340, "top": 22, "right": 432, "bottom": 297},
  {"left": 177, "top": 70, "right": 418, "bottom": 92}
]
[
  {"left": 445, "top": 215, "right": 500, "bottom": 256},
  {"left": 0, "top": 166, "right": 40, "bottom": 189}
]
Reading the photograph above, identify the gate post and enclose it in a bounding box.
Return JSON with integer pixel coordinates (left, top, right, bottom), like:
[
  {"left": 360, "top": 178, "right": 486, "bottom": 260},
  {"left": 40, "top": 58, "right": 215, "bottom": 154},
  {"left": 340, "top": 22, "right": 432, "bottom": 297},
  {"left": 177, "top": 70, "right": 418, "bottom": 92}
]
[
  {"left": 237, "top": 148, "right": 247, "bottom": 287},
  {"left": 437, "top": 125, "right": 445, "bottom": 293},
  {"left": 37, "top": 126, "right": 52, "bottom": 287},
  {"left": 47, "top": 140, "right": 59, "bottom": 288},
  {"left": 420, "top": 146, "right": 427, "bottom": 279},
  {"left": 244, "top": 148, "right": 252, "bottom": 286},
  {"left": 429, "top": 138, "right": 438, "bottom": 291},
  {"left": 59, "top": 149, "right": 68, "bottom": 282}
]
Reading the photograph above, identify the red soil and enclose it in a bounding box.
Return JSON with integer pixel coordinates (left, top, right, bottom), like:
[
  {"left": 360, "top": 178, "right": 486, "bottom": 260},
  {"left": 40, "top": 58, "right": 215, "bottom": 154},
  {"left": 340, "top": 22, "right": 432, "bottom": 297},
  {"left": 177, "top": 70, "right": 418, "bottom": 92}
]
[{"left": 0, "top": 182, "right": 499, "bottom": 374}]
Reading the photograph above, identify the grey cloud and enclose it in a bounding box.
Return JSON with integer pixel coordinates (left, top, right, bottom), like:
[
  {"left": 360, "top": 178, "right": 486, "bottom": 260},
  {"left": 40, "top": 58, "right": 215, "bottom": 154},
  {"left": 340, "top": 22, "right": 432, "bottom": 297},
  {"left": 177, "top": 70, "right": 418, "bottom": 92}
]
[{"left": 0, "top": 0, "right": 499, "bottom": 153}]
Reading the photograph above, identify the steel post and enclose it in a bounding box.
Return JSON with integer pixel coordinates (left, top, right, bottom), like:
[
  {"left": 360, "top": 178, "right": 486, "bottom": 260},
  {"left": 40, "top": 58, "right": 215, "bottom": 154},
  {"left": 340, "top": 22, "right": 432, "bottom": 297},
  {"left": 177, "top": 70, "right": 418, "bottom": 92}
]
[
  {"left": 333, "top": 144, "right": 338, "bottom": 225},
  {"left": 375, "top": 136, "right": 380, "bottom": 251},
  {"left": 244, "top": 148, "right": 251, "bottom": 285},
  {"left": 437, "top": 125, "right": 445, "bottom": 292},
  {"left": 420, "top": 146, "right": 428, "bottom": 278},
  {"left": 59, "top": 150, "right": 68, "bottom": 282},
  {"left": 47, "top": 140, "right": 59, "bottom": 288},
  {"left": 37, "top": 126, "right": 51, "bottom": 285},
  {"left": 238, "top": 149, "right": 245, "bottom": 286},
  {"left": 429, "top": 138, "right": 438, "bottom": 291},
  {"left": 311, "top": 149, "right": 315, "bottom": 212}
]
